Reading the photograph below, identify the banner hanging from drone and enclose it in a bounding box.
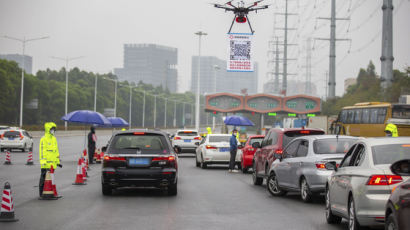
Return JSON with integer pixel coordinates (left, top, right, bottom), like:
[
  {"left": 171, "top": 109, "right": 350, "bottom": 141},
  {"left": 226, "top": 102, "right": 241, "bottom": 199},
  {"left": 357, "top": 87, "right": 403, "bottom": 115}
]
[{"left": 227, "top": 33, "right": 254, "bottom": 72}]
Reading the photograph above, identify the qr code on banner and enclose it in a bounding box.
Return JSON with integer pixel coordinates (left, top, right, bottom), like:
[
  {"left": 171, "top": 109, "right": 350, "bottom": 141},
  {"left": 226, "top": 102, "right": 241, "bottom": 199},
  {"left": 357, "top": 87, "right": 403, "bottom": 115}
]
[{"left": 230, "top": 41, "right": 251, "bottom": 60}]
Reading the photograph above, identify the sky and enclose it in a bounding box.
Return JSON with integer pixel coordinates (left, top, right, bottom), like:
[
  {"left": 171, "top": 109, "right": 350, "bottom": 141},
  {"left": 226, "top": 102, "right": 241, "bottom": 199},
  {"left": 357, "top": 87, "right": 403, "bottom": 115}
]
[{"left": 0, "top": 0, "right": 409, "bottom": 97}]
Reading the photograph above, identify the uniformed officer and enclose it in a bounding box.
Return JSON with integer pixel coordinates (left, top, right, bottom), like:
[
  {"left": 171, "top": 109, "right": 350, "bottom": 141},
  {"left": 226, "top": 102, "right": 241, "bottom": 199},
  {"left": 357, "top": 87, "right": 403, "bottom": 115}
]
[
  {"left": 39, "top": 122, "right": 62, "bottom": 196},
  {"left": 385, "top": 123, "right": 398, "bottom": 137}
]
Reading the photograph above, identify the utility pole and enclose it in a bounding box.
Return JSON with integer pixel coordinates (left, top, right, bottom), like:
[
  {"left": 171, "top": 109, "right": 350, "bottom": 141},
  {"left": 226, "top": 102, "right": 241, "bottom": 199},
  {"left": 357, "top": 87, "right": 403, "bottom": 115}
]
[
  {"left": 316, "top": 0, "right": 350, "bottom": 98},
  {"left": 154, "top": 95, "right": 157, "bottom": 128},
  {"left": 274, "top": 38, "right": 280, "bottom": 94},
  {"left": 3, "top": 35, "right": 49, "bottom": 127},
  {"left": 173, "top": 100, "right": 177, "bottom": 127},
  {"left": 303, "top": 38, "right": 312, "bottom": 94},
  {"left": 182, "top": 102, "right": 186, "bottom": 127},
  {"left": 164, "top": 98, "right": 167, "bottom": 128},
  {"left": 380, "top": 0, "right": 394, "bottom": 89},
  {"left": 51, "top": 56, "right": 84, "bottom": 130},
  {"left": 94, "top": 75, "right": 98, "bottom": 112},
  {"left": 325, "top": 71, "right": 329, "bottom": 99},
  {"left": 129, "top": 87, "right": 132, "bottom": 129},
  {"left": 194, "top": 31, "right": 207, "bottom": 131}
]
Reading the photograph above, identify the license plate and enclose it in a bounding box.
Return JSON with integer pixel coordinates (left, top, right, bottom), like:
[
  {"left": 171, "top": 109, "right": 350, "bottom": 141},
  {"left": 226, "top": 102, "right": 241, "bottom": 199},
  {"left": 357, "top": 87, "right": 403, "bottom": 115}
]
[
  {"left": 184, "top": 139, "right": 191, "bottom": 143},
  {"left": 8, "top": 137, "right": 14, "bottom": 140},
  {"left": 220, "top": 148, "right": 230, "bottom": 152},
  {"left": 129, "top": 158, "right": 150, "bottom": 166}
]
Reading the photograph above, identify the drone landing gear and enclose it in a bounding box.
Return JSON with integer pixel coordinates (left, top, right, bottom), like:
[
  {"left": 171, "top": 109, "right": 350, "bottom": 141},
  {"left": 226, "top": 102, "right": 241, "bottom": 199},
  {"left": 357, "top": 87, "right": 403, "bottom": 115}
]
[{"left": 228, "top": 16, "right": 255, "bottom": 34}]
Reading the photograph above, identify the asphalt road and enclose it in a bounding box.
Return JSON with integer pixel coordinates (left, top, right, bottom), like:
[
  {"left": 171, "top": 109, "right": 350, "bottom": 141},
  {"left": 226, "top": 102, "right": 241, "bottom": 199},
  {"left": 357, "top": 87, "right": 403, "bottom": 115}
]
[{"left": 0, "top": 134, "right": 355, "bottom": 230}]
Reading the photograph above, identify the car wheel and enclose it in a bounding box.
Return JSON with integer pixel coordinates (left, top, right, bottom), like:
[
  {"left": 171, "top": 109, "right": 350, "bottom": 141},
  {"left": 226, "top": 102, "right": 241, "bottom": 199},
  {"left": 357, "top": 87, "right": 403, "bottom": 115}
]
[
  {"left": 267, "top": 172, "right": 287, "bottom": 196},
  {"left": 242, "top": 167, "right": 248, "bottom": 173},
  {"left": 200, "top": 156, "right": 207, "bottom": 169},
  {"left": 300, "top": 177, "right": 313, "bottom": 203},
  {"left": 29, "top": 144, "right": 33, "bottom": 152},
  {"left": 195, "top": 153, "right": 200, "bottom": 167},
  {"left": 102, "top": 184, "right": 112, "bottom": 196},
  {"left": 168, "top": 182, "right": 177, "bottom": 196},
  {"left": 22, "top": 144, "right": 27, "bottom": 152},
  {"left": 385, "top": 214, "right": 398, "bottom": 230},
  {"left": 348, "top": 197, "right": 362, "bottom": 230},
  {"left": 252, "top": 161, "right": 263, "bottom": 185},
  {"left": 325, "top": 187, "right": 342, "bottom": 224}
]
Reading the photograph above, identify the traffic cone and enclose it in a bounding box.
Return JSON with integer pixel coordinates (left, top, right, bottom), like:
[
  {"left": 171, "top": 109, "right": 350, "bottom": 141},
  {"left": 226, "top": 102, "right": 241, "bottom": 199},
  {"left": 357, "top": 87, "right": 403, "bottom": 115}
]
[
  {"left": 81, "top": 157, "right": 88, "bottom": 180},
  {"left": 4, "top": 150, "right": 11, "bottom": 165},
  {"left": 73, "top": 158, "right": 87, "bottom": 185},
  {"left": 50, "top": 165, "right": 62, "bottom": 198},
  {"left": 0, "top": 182, "right": 19, "bottom": 222},
  {"left": 26, "top": 151, "right": 34, "bottom": 165},
  {"left": 96, "top": 149, "right": 102, "bottom": 163},
  {"left": 39, "top": 170, "right": 58, "bottom": 200}
]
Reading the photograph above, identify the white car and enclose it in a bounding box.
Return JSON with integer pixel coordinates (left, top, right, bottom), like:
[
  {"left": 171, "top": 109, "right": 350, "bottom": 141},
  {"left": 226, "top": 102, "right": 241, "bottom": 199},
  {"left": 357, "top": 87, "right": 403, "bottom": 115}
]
[
  {"left": 0, "top": 129, "right": 34, "bottom": 152},
  {"left": 195, "top": 134, "right": 242, "bottom": 169},
  {"left": 172, "top": 130, "right": 201, "bottom": 153}
]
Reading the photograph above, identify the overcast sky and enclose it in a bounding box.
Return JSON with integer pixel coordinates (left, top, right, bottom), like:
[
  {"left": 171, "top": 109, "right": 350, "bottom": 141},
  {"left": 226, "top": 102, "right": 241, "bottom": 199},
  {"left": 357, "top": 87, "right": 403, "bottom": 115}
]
[{"left": 0, "top": 0, "right": 409, "bottom": 97}]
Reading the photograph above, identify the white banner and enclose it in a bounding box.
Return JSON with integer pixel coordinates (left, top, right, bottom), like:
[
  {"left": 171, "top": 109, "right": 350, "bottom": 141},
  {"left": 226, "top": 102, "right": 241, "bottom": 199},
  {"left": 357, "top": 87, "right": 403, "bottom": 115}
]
[{"left": 227, "top": 33, "right": 253, "bottom": 72}]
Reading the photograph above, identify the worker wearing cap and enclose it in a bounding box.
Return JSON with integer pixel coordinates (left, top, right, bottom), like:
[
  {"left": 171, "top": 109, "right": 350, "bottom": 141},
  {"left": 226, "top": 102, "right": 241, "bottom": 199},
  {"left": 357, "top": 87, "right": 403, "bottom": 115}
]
[
  {"left": 385, "top": 123, "right": 398, "bottom": 137},
  {"left": 39, "top": 122, "right": 62, "bottom": 196}
]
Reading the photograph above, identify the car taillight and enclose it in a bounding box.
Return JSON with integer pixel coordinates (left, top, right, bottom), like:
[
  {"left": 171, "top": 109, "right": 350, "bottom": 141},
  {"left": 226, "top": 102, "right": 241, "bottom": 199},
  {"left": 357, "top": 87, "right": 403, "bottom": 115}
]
[
  {"left": 206, "top": 145, "right": 217, "bottom": 149},
  {"left": 103, "top": 155, "right": 126, "bottom": 161},
  {"left": 366, "top": 175, "right": 403, "bottom": 186},
  {"left": 194, "top": 137, "right": 201, "bottom": 140},
  {"left": 315, "top": 162, "right": 327, "bottom": 170},
  {"left": 300, "top": 130, "right": 310, "bottom": 134},
  {"left": 152, "top": 156, "right": 175, "bottom": 162},
  {"left": 174, "top": 137, "right": 181, "bottom": 140},
  {"left": 275, "top": 149, "right": 283, "bottom": 154},
  {"left": 0, "top": 134, "right": 3, "bottom": 140},
  {"left": 20, "top": 133, "right": 24, "bottom": 140}
]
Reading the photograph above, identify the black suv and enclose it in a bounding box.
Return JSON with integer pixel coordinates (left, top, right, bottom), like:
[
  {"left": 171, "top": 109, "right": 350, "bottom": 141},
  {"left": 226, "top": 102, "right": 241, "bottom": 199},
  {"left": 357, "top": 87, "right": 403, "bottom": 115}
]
[{"left": 101, "top": 130, "right": 180, "bottom": 196}]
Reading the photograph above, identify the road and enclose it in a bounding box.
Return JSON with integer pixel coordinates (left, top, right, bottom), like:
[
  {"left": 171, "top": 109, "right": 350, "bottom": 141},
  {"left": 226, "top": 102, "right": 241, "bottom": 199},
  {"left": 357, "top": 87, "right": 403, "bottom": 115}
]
[{"left": 0, "top": 134, "right": 353, "bottom": 230}]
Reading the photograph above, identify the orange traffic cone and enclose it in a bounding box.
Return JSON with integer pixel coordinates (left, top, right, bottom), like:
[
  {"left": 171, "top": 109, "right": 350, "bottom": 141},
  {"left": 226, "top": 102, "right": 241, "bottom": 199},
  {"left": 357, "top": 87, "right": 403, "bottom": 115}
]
[
  {"left": 73, "top": 158, "right": 87, "bottom": 185},
  {"left": 50, "top": 165, "right": 62, "bottom": 198},
  {"left": 0, "top": 182, "right": 19, "bottom": 222},
  {"left": 39, "top": 171, "right": 58, "bottom": 200},
  {"left": 96, "top": 149, "right": 102, "bottom": 163}
]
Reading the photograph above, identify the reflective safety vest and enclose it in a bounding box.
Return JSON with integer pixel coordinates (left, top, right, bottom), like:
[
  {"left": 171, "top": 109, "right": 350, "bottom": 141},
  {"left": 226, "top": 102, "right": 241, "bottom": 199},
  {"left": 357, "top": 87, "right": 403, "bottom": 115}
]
[
  {"left": 385, "top": 123, "right": 398, "bottom": 137},
  {"left": 39, "top": 122, "right": 60, "bottom": 169}
]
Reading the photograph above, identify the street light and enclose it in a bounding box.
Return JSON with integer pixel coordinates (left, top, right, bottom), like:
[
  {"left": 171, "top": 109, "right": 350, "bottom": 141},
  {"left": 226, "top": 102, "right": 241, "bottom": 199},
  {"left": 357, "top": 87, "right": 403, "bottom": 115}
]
[
  {"left": 213, "top": 65, "right": 220, "bottom": 93},
  {"left": 102, "top": 77, "right": 118, "bottom": 117},
  {"left": 153, "top": 95, "right": 157, "bottom": 128},
  {"left": 94, "top": 75, "right": 98, "bottom": 112},
  {"left": 164, "top": 98, "right": 167, "bottom": 128},
  {"left": 51, "top": 56, "right": 84, "bottom": 131},
  {"left": 195, "top": 31, "right": 207, "bottom": 131},
  {"left": 142, "top": 91, "right": 146, "bottom": 128},
  {"left": 3, "top": 35, "right": 49, "bottom": 127}
]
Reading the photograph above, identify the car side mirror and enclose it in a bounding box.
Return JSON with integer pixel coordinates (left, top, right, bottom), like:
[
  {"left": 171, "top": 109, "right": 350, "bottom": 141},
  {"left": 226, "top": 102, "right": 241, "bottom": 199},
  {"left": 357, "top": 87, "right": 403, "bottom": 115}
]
[
  {"left": 252, "top": 142, "right": 260, "bottom": 149},
  {"left": 101, "top": 146, "right": 107, "bottom": 152},
  {"left": 325, "top": 161, "right": 338, "bottom": 171},
  {"left": 195, "top": 142, "right": 200, "bottom": 146},
  {"left": 390, "top": 159, "right": 410, "bottom": 176},
  {"left": 174, "top": 146, "right": 182, "bottom": 153}
]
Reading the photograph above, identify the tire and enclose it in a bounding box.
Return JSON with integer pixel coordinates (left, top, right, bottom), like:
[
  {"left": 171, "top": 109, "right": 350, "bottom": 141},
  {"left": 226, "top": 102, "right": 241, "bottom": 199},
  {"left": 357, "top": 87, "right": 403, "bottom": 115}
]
[
  {"left": 325, "top": 187, "right": 342, "bottom": 224},
  {"left": 200, "top": 156, "right": 207, "bottom": 169},
  {"left": 168, "top": 183, "right": 177, "bottom": 196},
  {"left": 242, "top": 167, "right": 248, "bottom": 173},
  {"left": 102, "top": 184, "right": 112, "bottom": 196},
  {"left": 252, "top": 161, "right": 263, "bottom": 185},
  {"left": 348, "top": 197, "right": 362, "bottom": 230},
  {"left": 267, "top": 172, "right": 287, "bottom": 196},
  {"left": 300, "top": 177, "right": 313, "bottom": 203},
  {"left": 196, "top": 154, "right": 200, "bottom": 167},
  {"left": 29, "top": 144, "right": 33, "bottom": 152},
  {"left": 385, "top": 214, "right": 398, "bottom": 230}
]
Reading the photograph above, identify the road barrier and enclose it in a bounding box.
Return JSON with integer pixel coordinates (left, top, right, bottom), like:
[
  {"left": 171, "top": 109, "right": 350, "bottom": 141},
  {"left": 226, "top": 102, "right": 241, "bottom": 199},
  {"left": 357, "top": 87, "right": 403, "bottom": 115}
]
[
  {"left": 4, "top": 151, "right": 11, "bottom": 165},
  {"left": 26, "top": 151, "right": 34, "bottom": 165},
  {"left": 73, "top": 158, "right": 87, "bottom": 185},
  {"left": 0, "top": 182, "right": 18, "bottom": 222}
]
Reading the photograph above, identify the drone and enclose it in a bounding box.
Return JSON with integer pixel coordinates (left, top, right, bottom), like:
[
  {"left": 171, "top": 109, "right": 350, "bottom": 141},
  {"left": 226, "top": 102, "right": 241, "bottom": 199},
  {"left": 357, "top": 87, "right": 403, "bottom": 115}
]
[{"left": 214, "top": 0, "right": 269, "bottom": 34}]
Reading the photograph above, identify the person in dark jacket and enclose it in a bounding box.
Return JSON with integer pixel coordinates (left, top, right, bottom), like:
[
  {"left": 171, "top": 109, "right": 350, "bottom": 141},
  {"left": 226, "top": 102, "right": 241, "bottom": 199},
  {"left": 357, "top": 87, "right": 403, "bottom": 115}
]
[
  {"left": 87, "top": 126, "right": 97, "bottom": 164},
  {"left": 229, "top": 129, "right": 238, "bottom": 172}
]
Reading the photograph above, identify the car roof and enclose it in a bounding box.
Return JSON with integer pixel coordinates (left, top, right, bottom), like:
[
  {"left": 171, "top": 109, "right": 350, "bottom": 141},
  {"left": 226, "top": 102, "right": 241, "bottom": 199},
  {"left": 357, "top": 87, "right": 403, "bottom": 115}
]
[
  {"left": 294, "top": 135, "right": 359, "bottom": 141},
  {"left": 115, "top": 129, "right": 167, "bottom": 136},
  {"left": 248, "top": 135, "right": 265, "bottom": 138},
  {"left": 269, "top": 127, "right": 325, "bottom": 133},
  {"left": 176, "top": 130, "right": 199, "bottom": 133},
  {"left": 359, "top": 137, "right": 410, "bottom": 146}
]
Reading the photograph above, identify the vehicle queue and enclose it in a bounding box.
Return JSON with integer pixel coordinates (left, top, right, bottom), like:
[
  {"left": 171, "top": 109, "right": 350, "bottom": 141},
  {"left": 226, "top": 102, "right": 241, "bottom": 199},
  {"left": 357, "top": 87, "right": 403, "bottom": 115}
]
[{"left": 169, "top": 119, "right": 410, "bottom": 230}]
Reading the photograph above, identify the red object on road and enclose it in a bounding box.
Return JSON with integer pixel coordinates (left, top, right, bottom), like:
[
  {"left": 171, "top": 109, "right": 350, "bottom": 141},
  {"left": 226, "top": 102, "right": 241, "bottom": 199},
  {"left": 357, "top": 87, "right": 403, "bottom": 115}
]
[
  {"left": 39, "top": 170, "right": 57, "bottom": 200},
  {"left": 50, "top": 165, "right": 62, "bottom": 198},
  {"left": 81, "top": 157, "right": 87, "bottom": 180},
  {"left": 0, "top": 182, "right": 19, "bottom": 222},
  {"left": 26, "top": 151, "right": 34, "bottom": 165},
  {"left": 4, "top": 150, "right": 11, "bottom": 165},
  {"left": 240, "top": 135, "right": 265, "bottom": 173},
  {"left": 73, "top": 158, "right": 87, "bottom": 185}
]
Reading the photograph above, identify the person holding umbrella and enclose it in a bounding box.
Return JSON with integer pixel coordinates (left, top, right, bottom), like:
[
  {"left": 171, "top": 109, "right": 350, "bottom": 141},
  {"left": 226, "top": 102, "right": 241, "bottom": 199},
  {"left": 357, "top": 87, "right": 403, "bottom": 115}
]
[
  {"left": 88, "top": 126, "right": 97, "bottom": 164},
  {"left": 229, "top": 129, "right": 239, "bottom": 173}
]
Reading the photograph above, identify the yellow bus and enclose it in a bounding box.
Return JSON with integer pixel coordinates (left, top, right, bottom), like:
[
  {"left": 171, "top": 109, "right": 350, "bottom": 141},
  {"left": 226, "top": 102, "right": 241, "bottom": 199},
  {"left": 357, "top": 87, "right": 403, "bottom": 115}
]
[{"left": 331, "top": 102, "right": 410, "bottom": 137}]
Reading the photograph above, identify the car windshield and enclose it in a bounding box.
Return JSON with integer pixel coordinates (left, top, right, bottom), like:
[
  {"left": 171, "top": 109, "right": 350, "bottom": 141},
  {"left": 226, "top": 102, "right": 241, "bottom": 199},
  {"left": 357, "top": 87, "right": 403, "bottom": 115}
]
[
  {"left": 372, "top": 144, "right": 410, "bottom": 165},
  {"left": 313, "top": 138, "right": 357, "bottom": 154},
  {"left": 3, "top": 131, "right": 20, "bottom": 138},
  {"left": 209, "top": 136, "right": 230, "bottom": 143},
  {"left": 249, "top": 138, "right": 263, "bottom": 145},
  {"left": 111, "top": 134, "right": 169, "bottom": 154},
  {"left": 177, "top": 131, "right": 198, "bottom": 136},
  {"left": 283, "top": 130, "right": 325, "bottom": 147}
]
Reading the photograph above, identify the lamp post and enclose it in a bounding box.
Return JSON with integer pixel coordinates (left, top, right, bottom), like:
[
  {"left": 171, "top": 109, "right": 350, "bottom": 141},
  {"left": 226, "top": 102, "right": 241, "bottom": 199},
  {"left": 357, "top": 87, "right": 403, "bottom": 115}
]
[
  {"left": 194, "top": 31, "right": 207, "bottom": 131},
  {"left": 173, "top": 100, "right": 177, "bottom": 127},
  {"left": 164, "top": 98, "right": 167, "bottom": 128},
  {"left": 94, "top": 75, "right": 98, "bottom": 112},
  {"left": 213, "top": 65, "right": 220, "bottom": 93},
  {"left": 154, "top": 95, "right": 157, "bottom": 128},
  {"left": 142, "top": 91, "right": 146, "bottom": 128},
  {"left": 51, "top": 56, "right": 84, "bottom": 130},
  {"left": 129, "top": 86, "right": 132, "bottom": 129},
  {"left": 3, "top": 35, "right": 49, "bottom": 127},
  {"left": 102, "top": 77, "right": 118, "bottom": 117}
]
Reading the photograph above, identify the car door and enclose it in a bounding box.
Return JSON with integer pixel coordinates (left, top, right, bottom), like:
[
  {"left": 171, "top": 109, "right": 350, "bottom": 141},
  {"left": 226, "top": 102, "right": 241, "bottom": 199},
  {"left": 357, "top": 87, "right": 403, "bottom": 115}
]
[
  {"left": 196, "top": 136, "right": 207, "bottom": 161},
  {"left": 289, "top": 139, "right": 309, "bottom": 189},
  {"left": 256, "top": 132, "right": 271, "bottom": 175},
  {"left": 275, "top": 140, "right": 300, "bottom": 188}
]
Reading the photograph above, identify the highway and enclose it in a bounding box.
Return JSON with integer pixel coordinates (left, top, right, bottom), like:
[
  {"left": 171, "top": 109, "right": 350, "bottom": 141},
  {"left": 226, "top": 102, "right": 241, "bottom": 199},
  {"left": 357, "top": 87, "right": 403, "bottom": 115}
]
[{"left": 0, "top": 134, "right": 352, "bottom": 230}]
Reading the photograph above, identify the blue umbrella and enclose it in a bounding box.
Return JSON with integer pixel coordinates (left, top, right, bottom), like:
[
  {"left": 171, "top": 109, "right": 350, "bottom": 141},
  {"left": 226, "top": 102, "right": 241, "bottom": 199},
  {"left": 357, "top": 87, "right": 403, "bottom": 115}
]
[
  {"left": 107, "top": 117, "right": 129, "bottom": 127},
  {"left": 61, "top": 110, "right": 110, "bottom": 125},
  {"left": 224, "top": 115, "right": 255, "bottom": 126}
]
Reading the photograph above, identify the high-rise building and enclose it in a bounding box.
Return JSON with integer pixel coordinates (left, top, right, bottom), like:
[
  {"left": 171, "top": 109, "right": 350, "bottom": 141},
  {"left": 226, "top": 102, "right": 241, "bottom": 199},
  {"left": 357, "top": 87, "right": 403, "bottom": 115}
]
[
  {"left": 0, "top": 54, "right": 32, "bottom": 74},
  {"left": 191, "top": 56, "right": 258, "bottom": 95},
  {"left": 114, "top": 44, "right": 178, "bottom": 92}
]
